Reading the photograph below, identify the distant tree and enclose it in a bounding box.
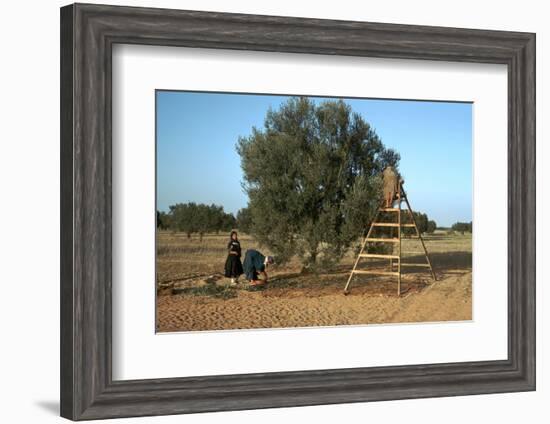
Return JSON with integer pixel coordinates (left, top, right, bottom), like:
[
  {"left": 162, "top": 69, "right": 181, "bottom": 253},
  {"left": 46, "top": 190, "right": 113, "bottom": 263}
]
[
  {"left": 236, "top": 207, "right": 253, "bottom": 234},
  {"left": 451, "top": 221, "right": 472, "bottom": 235},
  {"left": 401, "top": 211, "right": 424, "bottom": 235},
  {"left": 221, "top": 213, "right": 237, "bottom": 232},
  {"left": 415, "top": 212, "right": 429, "bottom": 234},
  {"left": 156, "top": 210, "right": 170, "bottom": 230},
  {"left": 195, "top": 204, "right": 210, "bottom": 241},
  {"left": 169, "top": 203, "right": 198, "bottom": 237},
  {"left": 400, "top": 211, "right": 436, "bottom": 236},
  {"left": 167, "top": 202, "right": 235, "bottom": 239},
  {"left": 236, "top": 97, "right": 400, "bottom": 268}
]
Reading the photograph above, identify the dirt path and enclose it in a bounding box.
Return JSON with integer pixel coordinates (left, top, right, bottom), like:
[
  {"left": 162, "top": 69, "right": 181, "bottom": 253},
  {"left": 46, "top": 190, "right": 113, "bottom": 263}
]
[{"left": 156, "top": 269, "right": 472, "bottom": 332}]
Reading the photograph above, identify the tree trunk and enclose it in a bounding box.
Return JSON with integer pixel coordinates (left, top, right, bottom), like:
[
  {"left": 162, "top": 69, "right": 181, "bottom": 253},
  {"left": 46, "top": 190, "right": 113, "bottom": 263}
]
[{"left": 309, "top": 245, "right": 318, "bottom": 265}]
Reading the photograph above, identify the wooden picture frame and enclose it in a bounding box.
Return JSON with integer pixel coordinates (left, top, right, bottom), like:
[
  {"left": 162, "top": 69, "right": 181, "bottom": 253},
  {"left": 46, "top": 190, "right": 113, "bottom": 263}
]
[{"left": 60, "top": 3, "right": 535, "bottom": 420}]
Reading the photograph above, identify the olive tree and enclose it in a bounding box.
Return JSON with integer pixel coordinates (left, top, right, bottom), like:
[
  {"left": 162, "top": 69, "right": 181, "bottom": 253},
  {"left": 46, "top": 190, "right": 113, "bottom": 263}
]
[{"left": 236, "top": 97, "right": 400, "bottom": 269}]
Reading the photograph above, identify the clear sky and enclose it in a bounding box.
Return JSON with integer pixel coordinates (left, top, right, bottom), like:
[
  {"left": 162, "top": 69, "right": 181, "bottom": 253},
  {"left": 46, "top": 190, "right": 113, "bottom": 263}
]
[{"left": 156, "top": 91, "right": 472, "bottom": 227}]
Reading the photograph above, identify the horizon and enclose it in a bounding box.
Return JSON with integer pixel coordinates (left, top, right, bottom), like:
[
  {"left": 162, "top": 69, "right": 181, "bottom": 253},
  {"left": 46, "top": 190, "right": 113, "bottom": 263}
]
[{"left": 156, "top": 91, "right": 472, "bottom": 227}]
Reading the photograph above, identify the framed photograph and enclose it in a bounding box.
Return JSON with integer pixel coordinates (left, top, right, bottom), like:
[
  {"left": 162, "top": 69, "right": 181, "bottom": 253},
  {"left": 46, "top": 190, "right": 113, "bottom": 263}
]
[{"left": 60, "top": 3, "right": 535, "bottom": 420}]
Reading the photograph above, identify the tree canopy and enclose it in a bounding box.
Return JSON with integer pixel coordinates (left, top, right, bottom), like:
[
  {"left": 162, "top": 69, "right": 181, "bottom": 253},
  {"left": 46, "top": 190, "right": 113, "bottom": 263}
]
[
  {"left": 451, "top": 221, "right": 472, "bottom": 234},
  {"left": 402, "top": 211, "right": 436, "bottom": 235},
  {"left": 236, "top": 207, "right": 253, "bottom": 234},
  {"left": 236, "top": 97, "right": 400, "bottom": 268},
  {"left": 159, "top": 203, "right": 236, "bottom": 239}
]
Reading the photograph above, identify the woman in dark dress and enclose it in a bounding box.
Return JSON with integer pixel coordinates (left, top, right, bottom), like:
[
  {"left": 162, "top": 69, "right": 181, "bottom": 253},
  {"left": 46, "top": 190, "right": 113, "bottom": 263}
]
[{"left": 224, "top": 231, "right": 243, "bottom": 285}]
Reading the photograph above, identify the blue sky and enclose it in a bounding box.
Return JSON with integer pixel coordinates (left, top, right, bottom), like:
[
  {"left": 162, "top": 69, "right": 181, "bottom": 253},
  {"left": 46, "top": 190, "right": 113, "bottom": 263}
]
[{"left": 156, "top": 91, "right": 472, "bottom": 227}]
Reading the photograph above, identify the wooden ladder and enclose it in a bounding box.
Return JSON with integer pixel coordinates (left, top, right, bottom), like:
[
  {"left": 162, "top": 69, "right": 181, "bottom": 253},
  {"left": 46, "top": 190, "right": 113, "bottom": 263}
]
[{"left": 343, "top": 183, "right": 436, "bottom": 296}]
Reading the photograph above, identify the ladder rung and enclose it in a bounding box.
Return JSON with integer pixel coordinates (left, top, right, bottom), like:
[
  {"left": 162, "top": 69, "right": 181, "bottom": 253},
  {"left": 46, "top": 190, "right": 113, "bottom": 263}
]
[
  {"left": 353, "top": 270, "right": 400, "bottom": 276},
  {"left": 365, "top": 238, "right": 400, "bottom": 243},
  {"left": 379, "top": 208, "right": 400, "bottom": 212},
  {"left": 400, "top": 263, "right": 431, "bottom": 267},
  {"left": 359, "top": 253, "right": 400, "bottom": 259},
  {"left": 372, "top": 223, "right": 416, "bottom": 227}
]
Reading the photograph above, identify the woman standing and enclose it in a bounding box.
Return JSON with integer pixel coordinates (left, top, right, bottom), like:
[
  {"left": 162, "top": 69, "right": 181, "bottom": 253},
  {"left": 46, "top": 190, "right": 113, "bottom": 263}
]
[{"left": 224, "top": 231, "right": 243, "bottom": 285}]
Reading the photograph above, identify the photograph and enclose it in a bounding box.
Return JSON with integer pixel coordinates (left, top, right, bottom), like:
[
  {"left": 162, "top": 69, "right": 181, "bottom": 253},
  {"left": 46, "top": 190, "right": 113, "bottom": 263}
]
[
  {"left": 155, "top": 91, "right": 473, "bottom": 333},
  {"left": 0, "top": 0, "right": 541, "bottom": 422}
]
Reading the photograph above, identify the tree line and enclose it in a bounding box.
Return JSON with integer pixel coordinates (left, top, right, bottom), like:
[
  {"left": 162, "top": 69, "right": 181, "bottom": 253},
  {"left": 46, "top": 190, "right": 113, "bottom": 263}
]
[
  {"left": 451, "top": 221, "right": 472, "bottom": 234},
  {"left": 236, "top": 206, "right": 436, "bottom": 237},
  {"left": 158, "top": 204, "right": 437, "bottom": 238},
  {"left": 157, "top": 203, "right": 236, "bottom": 240},
  {"left": 406, "top": 212, "right": 437, "bottom": 235}
]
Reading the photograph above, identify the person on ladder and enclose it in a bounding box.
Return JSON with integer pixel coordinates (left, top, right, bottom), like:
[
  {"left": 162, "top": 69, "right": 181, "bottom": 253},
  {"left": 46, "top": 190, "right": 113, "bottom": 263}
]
[
  {"left": 343, "top": 165, "right": 435, "bottom": 295},
  {"left": 382, "top": 165, "right": 405, "bottom": 208}
]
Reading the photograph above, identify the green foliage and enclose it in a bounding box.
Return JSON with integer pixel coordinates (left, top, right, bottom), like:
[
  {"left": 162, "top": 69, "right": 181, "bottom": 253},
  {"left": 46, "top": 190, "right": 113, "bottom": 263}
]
[
  {"left": 165, "top": 202, "right": 236, "bottom": 238},
  {"left": 236, "top": 207, "right": 253, "bottom": 234},
  {"left": 402, "top": 211, "right": 436, "bottom": 235},
  {"left": 451, "top": 221, "right": 472, "bottom": 234},
  {"left": 220, "top": 213, "right": 237, "bottom": 233},
  {"left": 413, "top": 212, "right": 428, "bottom": 234},
  {"left": 236, "top": 97, "right": 400, "bottom": 268},
  {"left": 427, "top": 220, "right": 437, "bottom": 234},
  {"left": 156, "top": 210, "right": 171, "bottom": 230}
]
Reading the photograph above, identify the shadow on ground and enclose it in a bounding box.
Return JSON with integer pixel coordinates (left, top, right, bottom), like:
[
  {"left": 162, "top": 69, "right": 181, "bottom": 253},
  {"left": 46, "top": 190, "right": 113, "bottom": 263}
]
[
  {"left": 403, "top": 251, "right": 472, "bottom": 274},
  {"left": 162, "top": 251, "right": 472, "bottom": 300},
  {"left": 265, "top": 251, "right": 472, "bottom": 297}
]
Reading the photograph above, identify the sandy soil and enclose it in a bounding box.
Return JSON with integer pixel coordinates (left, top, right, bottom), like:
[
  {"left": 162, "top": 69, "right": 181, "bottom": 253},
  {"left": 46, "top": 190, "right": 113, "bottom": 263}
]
[
  {"left": 157, "top": 271, "right": 471, "bottom": 332},
  {"left": 156, "top": 231, "right": 472, "bottom": 332}
]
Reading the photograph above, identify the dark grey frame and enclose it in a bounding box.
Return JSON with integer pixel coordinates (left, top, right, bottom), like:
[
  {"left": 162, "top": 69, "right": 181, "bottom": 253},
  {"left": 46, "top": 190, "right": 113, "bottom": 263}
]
[{"left": 60, "top": 3, "right": 536, "bottom": 421}]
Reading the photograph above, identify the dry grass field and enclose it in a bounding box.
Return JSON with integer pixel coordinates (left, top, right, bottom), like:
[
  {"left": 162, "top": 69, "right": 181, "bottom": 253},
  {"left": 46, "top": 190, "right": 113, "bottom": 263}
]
[{"left": 156, "top": 230, "right": 472, "bottom": 332}]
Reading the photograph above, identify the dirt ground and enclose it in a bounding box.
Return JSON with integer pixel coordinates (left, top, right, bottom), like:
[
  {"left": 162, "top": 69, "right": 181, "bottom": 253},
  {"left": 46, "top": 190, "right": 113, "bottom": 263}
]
[{"left": 156, "top": 231, "right": 472, "bottom": 332}]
